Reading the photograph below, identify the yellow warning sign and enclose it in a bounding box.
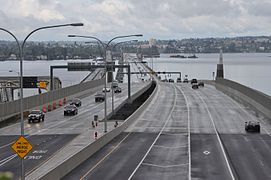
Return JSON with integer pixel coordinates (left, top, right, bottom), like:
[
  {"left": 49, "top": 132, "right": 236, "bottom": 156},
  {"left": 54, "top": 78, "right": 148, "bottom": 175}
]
[
  {"left": 11, "top": 136, "right": 33, "bottom": 158},
  {"left": 39, "top": 81, "right": 47, "bottom": 88}
]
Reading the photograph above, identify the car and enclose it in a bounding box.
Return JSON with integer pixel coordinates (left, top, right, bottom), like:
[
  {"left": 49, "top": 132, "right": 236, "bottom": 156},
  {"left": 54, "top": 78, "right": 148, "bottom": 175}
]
[
  {"left": 95, "top": 92, "right": 105, "bottom": 102},
  {"left": 176, "top": 78, "right": 182, "bottom": 83},
  {"left": 112, "top": 80, "right": 118, "bottom": 88},
  {"left": 183, "top": 78, "right": 189, "bottom": 83},
  {"left": 102, "top": 87, "right": 111, "bottom": 92},
  {"left": 191, "top": 79, "right": 198, "bottom": 84},
  {"left": 28, "top": 110, "right": 44, "bottom": 123},
  {"left": 64, "top": 105, "right": 78, "bottom": 116},
  {"left": 198, "top": 82, "right": 204, "bottom": 87},
  {"left": 169, "top": 79, "right": 174, "bottom": 83},
  {"left": 114, "top": 87, "right": 122, "bottom": 93},
  {"left": 245, "top": 121, "right": 260, "bottom": 132},
  {"left": 192, "top": 84, "right": 199, "bottom": 89},
  {"left": 69, "top": 98, "right": 82, "bottom": 107}
]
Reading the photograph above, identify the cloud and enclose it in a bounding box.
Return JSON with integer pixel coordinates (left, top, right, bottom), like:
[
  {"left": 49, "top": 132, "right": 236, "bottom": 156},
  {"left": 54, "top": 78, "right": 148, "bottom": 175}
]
[{"left": 0, "top": 0, "right": 270, "bottom": 40}]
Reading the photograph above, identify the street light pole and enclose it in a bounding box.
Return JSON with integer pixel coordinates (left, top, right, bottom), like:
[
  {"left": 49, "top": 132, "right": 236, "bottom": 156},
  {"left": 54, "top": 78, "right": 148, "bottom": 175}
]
[
  {"left": 68, "top": 34, "right": 142, "bottom": 132},
  {"left": 110, "top": 40, "right": 138, "bottom": 115},
  {"left": 0, "top": 22, "right": 83, "bottom": 180}
]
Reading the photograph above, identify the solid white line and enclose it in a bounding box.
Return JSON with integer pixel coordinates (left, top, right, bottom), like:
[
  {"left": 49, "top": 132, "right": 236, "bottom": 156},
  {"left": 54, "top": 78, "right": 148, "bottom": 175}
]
[
  {"left": 0, "top": 154, "right": 17, "bottom": 167},
  {"left": 80, "top": 132, "right": 131, "bottom": 180},
  {"left": 142, "top": 162, "right": 188, "bottom": 168},
  {"left": 196, "top": 92, "right": 235, "bottom": 180},
  {"left": 128, "top": 86, "right": 178, "bottom": 180},
  {"left": 176, "top": 85, "right": 191, "bottom": 180},
  {"left": 153, "top": 145, "right": 187, "bottom": 149}
]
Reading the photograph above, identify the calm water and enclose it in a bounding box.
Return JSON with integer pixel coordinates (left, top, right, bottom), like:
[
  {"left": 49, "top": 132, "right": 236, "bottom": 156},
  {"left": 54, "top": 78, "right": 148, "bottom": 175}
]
[
  {"left": 1, "top": 53, "right": 271, "bottom": 97},
  {"left": 146, "top": 53, "right": 271, "bottom": 96}
]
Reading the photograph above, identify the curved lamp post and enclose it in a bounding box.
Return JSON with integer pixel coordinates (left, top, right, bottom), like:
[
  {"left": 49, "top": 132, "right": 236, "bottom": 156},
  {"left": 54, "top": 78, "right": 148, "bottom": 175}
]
[
  {"left": 68, "top": 34, "right": 142, "bottom": 133},
  {"left": 0, "top": 22, "right": 83, "bottom": 180}
]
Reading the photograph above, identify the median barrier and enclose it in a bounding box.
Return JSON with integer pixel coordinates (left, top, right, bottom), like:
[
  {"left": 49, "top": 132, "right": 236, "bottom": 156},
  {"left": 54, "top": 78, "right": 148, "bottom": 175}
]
[
  {"left": 36, "top": 81, "right": 158, "bottom": 180},
  {"left": 63, "top": 98, "right": 66, "bottom": 104},
  {"left": 53, "top": 102, "right": 57, "bottom": 110},
  {"left": 42, "top": 105, "right": 47, "bottom": 113}
]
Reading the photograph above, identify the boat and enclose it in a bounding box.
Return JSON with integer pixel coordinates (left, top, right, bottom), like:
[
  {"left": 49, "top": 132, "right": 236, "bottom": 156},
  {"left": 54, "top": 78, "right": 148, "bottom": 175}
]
[
  {"left": 169, "top": 55, "right": 186, "bottom": 58},
  {"left": 187, "top": 54, "right": 198, "bottom": 58}
]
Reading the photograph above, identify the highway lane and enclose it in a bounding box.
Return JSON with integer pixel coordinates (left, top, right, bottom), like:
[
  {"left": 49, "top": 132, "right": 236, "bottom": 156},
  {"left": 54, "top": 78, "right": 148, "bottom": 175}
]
[
  {"left": 63, "top": 81, "right": 271, "bottom": 180},
  {"left": 63, "top": 82, "right": 190, "bottom": 179},
  {"left": 0, "top": 80, "right": 149, "bottom": 179}
]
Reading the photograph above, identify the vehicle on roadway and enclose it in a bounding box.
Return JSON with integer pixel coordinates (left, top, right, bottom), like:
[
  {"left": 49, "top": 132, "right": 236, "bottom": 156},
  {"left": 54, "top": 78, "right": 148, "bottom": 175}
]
[
  {"left": 169, "top": 79, "right": 174, "bottom": 83},
  {"left": 95, "top": 92, "right": 105, "bottom": 102},
  {"left": 64, "top": 105, "right": 78, "bottom": 116},
  {"left": 177, "top": 77, "right": 182, "bottom": 83},
  {"left": 28, "top": 110, "right": 44, "bottom": 123},
  {"left": 112, "top": 80, "right": 118, "bottom": 88},
  {"left": 245, "top": 121, "right": 260, "bottom": 132},
  {"left": 183, "top": 78, "right": 189, "bottom": 83},
  {"left": 191, "top": 78, "right": 198, "bottom": 84},
  {"left": 114, "top": 86, "right": 122, "bottom": 93},
  {"left": 198, "top": 82, "right": 204, "bottom": 87},
  {"left": 102, "top": 87, "right": 111, "bottom": 92},
  {"left": 69, "top": 98, "right": 82, "bottom": 107},
  {"left": 192, "top": 84, "right": 199, "bottom": 89}
]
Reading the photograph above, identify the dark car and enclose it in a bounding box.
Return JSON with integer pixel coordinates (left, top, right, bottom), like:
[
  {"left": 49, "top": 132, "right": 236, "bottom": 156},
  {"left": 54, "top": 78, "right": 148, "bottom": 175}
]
[
  {"left": 64, "top": 105, "right": 78, "bottom": 116},
  {"left": 114, "top": 87, "right": 122, "bottom": 93},
  {"left": 192, "top": 84, "right": 199, "bottom": 89},
  {"left": 169, "top": 79, "right": 174, "bottom": 83},
  {"left": 28, "top": 110, "right": 44, "bottom": 123},
  {"left": 245, "top": 121, "right": 260, "bottom": 132},
  {"left": 183, "top": 78, "right": 189, "bottom": 83},
  {"left": 198, "top": 82, "right": 204, "bottom": 87},
  {"left": 112, "top": 80, "right": 118, "bottom": 88},
  {"left": 176, "top": 78, "right": 182, "bottom": 83},
  {"left": 95, "top": 92, "right": 105, "bottom": 102},
  {"left": 69, "top": 98, "right": 82, "bottom": 107},
  {"left": 191, "top": 79, "right": 198, "bottom": 84}
]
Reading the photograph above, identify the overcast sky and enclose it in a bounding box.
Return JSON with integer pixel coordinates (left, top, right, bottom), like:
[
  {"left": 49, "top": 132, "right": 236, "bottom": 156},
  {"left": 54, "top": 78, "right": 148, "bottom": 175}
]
[{"left": 0, "top": 0, "right": 271, "bottom": 41}]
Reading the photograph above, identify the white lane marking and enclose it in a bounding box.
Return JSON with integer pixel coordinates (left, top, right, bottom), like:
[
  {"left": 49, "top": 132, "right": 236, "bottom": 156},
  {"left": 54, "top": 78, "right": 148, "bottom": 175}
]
[
  {"left": 0, "top": 154, "right": 17, "bottom": 166},
  {"left": 142, "top": 162, "right": 189, "bottom": 168},
  {"left": 175, "top": 85, "right": 191, "bottom": 180},
  {"left": 128, "top": 85, "right": 178, "bottom": 180},
  {"left": 196, "top": 92, "right": 235, "bottom": 180},
  {"left": 153, "top": 145, "right": 187, "bottom": 149},
  {"left": 80, "top": 132, "right": 131, "bottom": 180}
]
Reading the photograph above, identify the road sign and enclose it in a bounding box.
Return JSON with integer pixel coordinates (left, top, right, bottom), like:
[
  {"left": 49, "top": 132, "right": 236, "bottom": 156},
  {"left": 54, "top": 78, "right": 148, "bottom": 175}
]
[
  {"left": 39, "top": 81, "right": 47, "bottom": 88},
  {"left": 11, "top": 136, "right": 33, "bottom": 158}
]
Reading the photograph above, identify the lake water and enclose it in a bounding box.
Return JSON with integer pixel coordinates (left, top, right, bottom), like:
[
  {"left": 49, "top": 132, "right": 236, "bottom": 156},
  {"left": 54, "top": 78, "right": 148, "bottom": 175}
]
[
  {"left": 1, "top": 53, "right": 271, "bottom": 97},
  {"left": 146, "top": 53, "right": 271, "bottom": 96}
]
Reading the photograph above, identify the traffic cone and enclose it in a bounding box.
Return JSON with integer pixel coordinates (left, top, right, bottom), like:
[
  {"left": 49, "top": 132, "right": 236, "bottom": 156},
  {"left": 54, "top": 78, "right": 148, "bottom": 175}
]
[
  {"left": 48, "top": 104, "right": 52, "bottom": 111},
  {"left": 42, "top": 105, "right": 47, "bottom": 113},
  {"left": 53, "top": 102, "right": 57, "bottom": 110},
  {"left": 59, "top": 99, "right": 63, "bottom": 106}
]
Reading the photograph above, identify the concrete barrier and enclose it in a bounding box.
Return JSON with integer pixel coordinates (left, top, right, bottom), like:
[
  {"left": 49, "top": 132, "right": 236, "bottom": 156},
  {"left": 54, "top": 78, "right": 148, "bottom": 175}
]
[
  {"left": 38, "top": 81, "right": 158, "bottom": 180},
  {"left": 215, "top": 78, "right": 271, "bottom": 119},
  {"left": 0, "top": 79, "right": 104, "bottom": 122}
]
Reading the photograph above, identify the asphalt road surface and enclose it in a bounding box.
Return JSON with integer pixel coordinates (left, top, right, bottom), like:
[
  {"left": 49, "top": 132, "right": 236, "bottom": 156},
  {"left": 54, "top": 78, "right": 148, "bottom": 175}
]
[
  {"left": 63, "top": 81, "right": 271, "bottom": 180},
  {"left": 0, "top": 65, "right": 149, "bottom": 179}
]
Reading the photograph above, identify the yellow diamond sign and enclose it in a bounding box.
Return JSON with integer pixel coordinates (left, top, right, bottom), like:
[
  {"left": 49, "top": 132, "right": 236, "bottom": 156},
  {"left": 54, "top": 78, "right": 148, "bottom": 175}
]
[
  {"left": 39, "top": 81, "right": 47, "bottom": 88},
  {"left": 11, "top": 136, "right": 33, "bottom": 158}
]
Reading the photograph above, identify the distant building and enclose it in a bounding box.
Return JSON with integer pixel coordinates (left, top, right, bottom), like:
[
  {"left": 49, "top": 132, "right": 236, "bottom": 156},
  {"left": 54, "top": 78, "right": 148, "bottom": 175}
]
[{"left": 149, "top": 38, "right": 157, "bottom": 47}]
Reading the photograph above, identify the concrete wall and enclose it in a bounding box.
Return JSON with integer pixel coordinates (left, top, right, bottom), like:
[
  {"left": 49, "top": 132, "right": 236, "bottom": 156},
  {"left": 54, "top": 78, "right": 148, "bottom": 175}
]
[
  {"left": 39, "top": 81, "right": 158, "bottom": 180},
  {"left": 0, "top": 79, "right": 104, "bottom": 121},
  {"left": 215, "top": 78, "right": 271, "bottom": 118}
]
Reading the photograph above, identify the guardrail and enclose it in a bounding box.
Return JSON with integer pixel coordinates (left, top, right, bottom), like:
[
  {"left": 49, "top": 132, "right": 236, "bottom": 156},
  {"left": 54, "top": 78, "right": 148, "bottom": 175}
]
[
  {"left": 0, "top": 79, "right": 104, "bottom": 121},
  {"left": 215, "top": 78, "right": 271, "bottom": 118},
  {"left": 37, "top": 81, "right": 158, "bottom": 180}
]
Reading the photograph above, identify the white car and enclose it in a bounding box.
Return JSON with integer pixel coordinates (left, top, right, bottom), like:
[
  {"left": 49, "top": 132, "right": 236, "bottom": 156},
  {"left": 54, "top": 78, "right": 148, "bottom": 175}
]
[{"left": 102, "top": 87, "right": 111, "bottom": 92}]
